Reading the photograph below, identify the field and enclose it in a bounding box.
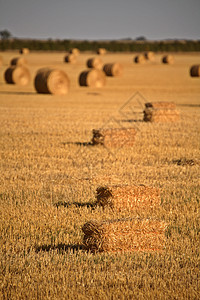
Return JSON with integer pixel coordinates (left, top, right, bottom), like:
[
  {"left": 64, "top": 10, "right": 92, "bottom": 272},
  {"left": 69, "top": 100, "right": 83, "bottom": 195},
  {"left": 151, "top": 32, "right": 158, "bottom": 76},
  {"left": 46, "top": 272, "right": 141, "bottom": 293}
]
[{"left": 0, "top": 51, "right": 200, "bottom": 299}]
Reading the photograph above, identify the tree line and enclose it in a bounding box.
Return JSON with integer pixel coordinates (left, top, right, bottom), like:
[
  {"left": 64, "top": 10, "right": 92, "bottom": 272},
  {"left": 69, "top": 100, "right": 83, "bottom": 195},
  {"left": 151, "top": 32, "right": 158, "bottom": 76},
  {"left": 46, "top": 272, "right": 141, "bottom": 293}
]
[{"left": 0, "top": 38, "right": 200, "bottom": 52}]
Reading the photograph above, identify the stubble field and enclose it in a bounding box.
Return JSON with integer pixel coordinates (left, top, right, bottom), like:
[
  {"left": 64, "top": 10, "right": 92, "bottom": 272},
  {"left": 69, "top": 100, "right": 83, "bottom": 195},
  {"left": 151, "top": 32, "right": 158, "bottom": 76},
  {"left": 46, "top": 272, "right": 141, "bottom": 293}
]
[{"left": 0, "top": 51, "right": 200, "bottom": 299}]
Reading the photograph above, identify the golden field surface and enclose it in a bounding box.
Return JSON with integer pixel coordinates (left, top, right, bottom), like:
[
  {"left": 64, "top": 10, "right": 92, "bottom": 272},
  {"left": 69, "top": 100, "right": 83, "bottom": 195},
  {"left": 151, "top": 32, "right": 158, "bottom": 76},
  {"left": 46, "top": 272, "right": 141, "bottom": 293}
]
[{"left": 0, "top": 51, "right": 200, "bottom": 299}]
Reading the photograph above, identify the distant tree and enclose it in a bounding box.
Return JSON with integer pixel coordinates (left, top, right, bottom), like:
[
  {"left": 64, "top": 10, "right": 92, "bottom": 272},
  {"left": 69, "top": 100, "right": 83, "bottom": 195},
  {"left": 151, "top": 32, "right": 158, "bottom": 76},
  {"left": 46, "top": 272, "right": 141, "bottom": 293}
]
[
  {"left": 135, "top": 36, "right": 147, "bottom": 41},
  {"left": 0, "top": 29, "right": 12, "bottom": 40}
]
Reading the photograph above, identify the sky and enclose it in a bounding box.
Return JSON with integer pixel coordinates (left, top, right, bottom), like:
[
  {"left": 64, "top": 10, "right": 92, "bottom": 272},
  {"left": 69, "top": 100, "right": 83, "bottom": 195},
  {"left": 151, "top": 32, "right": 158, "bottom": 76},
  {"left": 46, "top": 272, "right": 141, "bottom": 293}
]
[{"left": 0, "top": 0, "right": 200, "bottom": 40}]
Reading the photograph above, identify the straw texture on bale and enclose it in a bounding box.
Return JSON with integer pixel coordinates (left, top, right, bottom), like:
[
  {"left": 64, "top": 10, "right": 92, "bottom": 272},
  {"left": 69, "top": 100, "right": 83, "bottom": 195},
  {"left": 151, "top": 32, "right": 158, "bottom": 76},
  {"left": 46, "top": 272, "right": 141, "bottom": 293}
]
[
  {"left": 79, "top": 69, "right": 106, "bottom": 87},
  {"left": 144, "top": 51, "right": 155, "bottom": 61},
  {"left": 19, "top": 48, "right": 30, "bottom": 55},
  {"left": 69, "top": 48, "right": 80, "bottom": 56},
  {"left": 87, "top": 57, "right": 103, "bottom": 70},
  {"left": 34, "top": 68, "right": 70, "bottom": 95},
  {"left": 11, "top": 57, "right": 27, "bottom": 66},
  {"left": 64, "top": 54, "right": 76, "bottom": 64},
  {"left": 144, "top": 102, "right": 180, "bottom": 122},
  {"left": 97, "top": 48, "right": 107, "bottom": 55},
  {"left": 96, "top": 184, "right": 160, "bottom": 210},
  {"left": 162, "top": 55, "right": 174, "bottom": 64},
  {"left": 145, "top": 102, "right": 176, "bottom": 109},
  {"left": 92, "top": 128, "right": 137, "bottom": 148},
  {"left": 134, "top": 55, "right": 146, "bottom": 64},
  {"left": 4, "top": 66, "right": 30, "bottom": 86},
  {"left": 82, "top": 218, "right": 167, "bottom": 253},
  {"left": 190, "top": 65, "right": 200, "bottom": 77},
  {"left": 103, "top": 63, "right": 123, "bottom": 77}
]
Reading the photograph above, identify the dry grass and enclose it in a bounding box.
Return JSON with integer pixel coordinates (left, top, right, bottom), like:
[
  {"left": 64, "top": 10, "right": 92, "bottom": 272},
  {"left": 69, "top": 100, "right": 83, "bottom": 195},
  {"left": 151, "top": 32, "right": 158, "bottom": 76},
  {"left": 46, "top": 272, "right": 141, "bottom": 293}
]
[{"left": 0, "top": 51, "right": 200, "bottom": 299}]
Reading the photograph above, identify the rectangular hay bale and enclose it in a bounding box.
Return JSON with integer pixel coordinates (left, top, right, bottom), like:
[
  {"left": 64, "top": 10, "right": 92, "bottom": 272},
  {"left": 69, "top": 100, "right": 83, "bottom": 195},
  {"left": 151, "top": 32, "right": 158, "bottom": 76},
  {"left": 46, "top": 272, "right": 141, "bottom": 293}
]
[
  {"left": 145, "top": 102, "right": 177, "bottom": 110},
  {"left": 144, "top": 108, "right": 180, "bottom": 122},
  {"left": 96, "top": 184, "right": 161, "bottom": 211},
  {"left": 92, "top": 128, "right": 137, "bottom": 148},
  {"left": 82, "top": 218, "right": 167, "bottom": 253}
]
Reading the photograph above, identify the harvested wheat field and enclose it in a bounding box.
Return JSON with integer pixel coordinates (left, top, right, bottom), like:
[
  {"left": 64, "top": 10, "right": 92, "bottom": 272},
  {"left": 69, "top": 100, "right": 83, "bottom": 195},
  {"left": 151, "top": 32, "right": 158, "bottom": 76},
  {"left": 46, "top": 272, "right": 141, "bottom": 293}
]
[{"left": 0, "top": 51, "right": 200, "bottom": 299}]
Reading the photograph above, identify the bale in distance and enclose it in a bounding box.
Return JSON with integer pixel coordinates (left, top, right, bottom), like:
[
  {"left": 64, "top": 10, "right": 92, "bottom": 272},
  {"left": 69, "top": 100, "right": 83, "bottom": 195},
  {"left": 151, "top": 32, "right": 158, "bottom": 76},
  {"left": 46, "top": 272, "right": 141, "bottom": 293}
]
[
  {"left": 190, "top": 65, "right": 200, "bottom": 77},
  {"left": 145, "top": 102, "right": 177, "bottom": 109},
  {"left": 97, "top": 48, "right": 107, "bottom": 55},
  {"left": 34, "top": 68, "right": 70, "bottom": 95},
  {"left": 144, "top": 51, "right": 155, "bottom": 61},
  {"left": 69, "top": 48, "right": 80, "bottom": 56},
  {"left": 79, "top": 69, "right": 106, "bottom": 88},
  {"left": 82, "top": 218, "right": 167, "bottom": 253},
  {"left": 64, "top": 54, "right": 77, "bottom": 64},
  {"left": 92, "top": 128, "right": 137, "bottom": 148},
  {"left": 19, "top": 48, "right": 30, "bottom": 55},
  {"left": 103, "top": 63, "right": 123, "bottom": 76},
  {"left": 143, "top": 102, "right": 180, "bottom": 122},
  {"left": 87, "top": 57, "right": 103, "bottom": 70},
  {"left": 134, "top": 54, "right": 146, "bottom": 64},
  {"left": 4, "top": 66, "right": 31, "bottom": 86},
  {"left": 10, "top": 57, "right": 28, "bottom": 66},
  {"left": 96, "top": 184, "right": 161, "bottom": 211},
  {"left": 162, "top": 55, "right": 174, "bottom": 64}
]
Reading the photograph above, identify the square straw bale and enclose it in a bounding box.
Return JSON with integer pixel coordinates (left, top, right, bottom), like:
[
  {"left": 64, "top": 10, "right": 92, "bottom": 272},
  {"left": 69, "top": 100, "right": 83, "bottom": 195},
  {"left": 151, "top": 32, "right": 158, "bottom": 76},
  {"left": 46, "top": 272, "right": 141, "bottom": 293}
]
[
  {"left": 145, "top": 102, "right": 177, "bottom": 110},
  {"left": 82, "top": 218, "right": 167, "bottom": 253},
  {"left": 143, "top": 108, "right": 180, "bottom": 122},
  {"left": 92, "top": 128, "right": 137, "bottom": 148},
  {"left": 96, "top": 185, "right": 161, "bottom": 211}
]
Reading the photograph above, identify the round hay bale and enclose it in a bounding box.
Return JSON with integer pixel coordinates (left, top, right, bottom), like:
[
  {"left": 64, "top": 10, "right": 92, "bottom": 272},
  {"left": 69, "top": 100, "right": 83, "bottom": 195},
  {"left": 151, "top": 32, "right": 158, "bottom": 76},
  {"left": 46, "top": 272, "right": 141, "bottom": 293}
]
[
  {"left": 79, "top": 69, "right": 106, "bottom": 87},
  {"left": 134, "top": 55, "right": 146, "bottom": 64},
  {"left": 97, "top": 48, "right": 107, "bottom": 55},
  {"left": 87, "top": 57, "right": 103, "bottom": 70},
  {"left": 103, "top": 63, "right": 123, "bottom": 76},
  {"left": 144, "top": 51, "right": 155, "bottom": 61},
  {"left": 190, "top": 65, "right": 200, "bottom": 77},
  {"left": 4, "top": 66, "right": 31, "bottom": 86},
  {"left": 69, "top": 48, "right": 80, "bottom": 56},
  {"left": 64, "top": 54, "right": 76, "bottom": 64},
  {"left": 19, "top": 48, "right": 30, "bottom": 55},
  {"left": 34, "top": 68, "right": 70, "bottom": 95},
  {"left": 10, "top": 57, "right": 28, "bottom": 66},
  {"left": 162, "top": 55, "right": 174, "bottom": 64}
]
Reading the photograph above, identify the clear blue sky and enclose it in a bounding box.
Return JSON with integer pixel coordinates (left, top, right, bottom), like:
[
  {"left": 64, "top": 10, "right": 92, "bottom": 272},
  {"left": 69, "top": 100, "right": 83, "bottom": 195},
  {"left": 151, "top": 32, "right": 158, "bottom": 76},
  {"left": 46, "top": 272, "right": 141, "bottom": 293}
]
[{"left": 0, "top": 0, "right": 200, "bottom": 40}]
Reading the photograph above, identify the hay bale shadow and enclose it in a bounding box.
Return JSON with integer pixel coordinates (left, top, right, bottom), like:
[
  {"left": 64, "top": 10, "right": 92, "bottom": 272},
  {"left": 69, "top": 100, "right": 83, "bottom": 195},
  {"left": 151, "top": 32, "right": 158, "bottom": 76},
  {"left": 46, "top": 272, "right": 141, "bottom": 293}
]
[
  {"left": 35, "top": 243, "right": 85, "bottom": 253},
  {"left": 172, "top": 158, "right": 198, "bottom": 166},
  {"left": 55, "top": 201, "right": 98, "bottom": 209},
  {"left": 62, "top": 141, "right": 94, "bottom": 147}
]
